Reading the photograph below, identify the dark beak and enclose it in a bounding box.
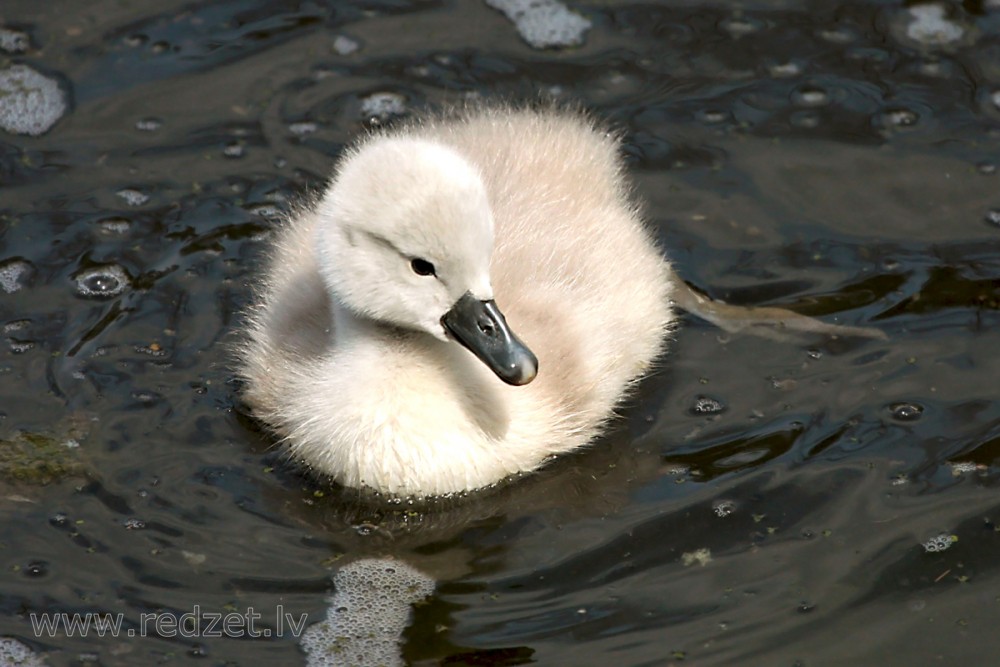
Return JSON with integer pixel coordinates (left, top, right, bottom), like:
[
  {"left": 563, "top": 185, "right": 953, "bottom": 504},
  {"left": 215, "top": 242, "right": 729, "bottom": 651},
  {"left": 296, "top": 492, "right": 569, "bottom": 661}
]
[{"left": 441, "top": 292, "right": 538, "bottom": 386}]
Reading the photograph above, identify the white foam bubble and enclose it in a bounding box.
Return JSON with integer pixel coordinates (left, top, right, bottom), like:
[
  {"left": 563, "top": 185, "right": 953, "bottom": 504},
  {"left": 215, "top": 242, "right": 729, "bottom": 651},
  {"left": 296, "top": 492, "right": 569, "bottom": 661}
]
[
  {"left": 0, "top": 65, "right": 67, "bottom": 136},
  {"left": 96, "top": 217, "right": 132, "bottom": 234},
  {"left": 485, "top": 0, "right": 591, "bottom": 49},
  {"left": 246, "top": 203, "right": 281, "bottom": 220},
  {"left": 301, "top": 558, "right": 435, "bottom": 667},
  {"left": 922, "top": 533, "right": 956, "bottom": 553},
  {"left": 768, "top": 61, "right": 802, "bottom": 78},
  {"left": 115, "top": 188, "right": 149, "bottom": 206},
  {"left": 949, "top": 461, "right": 979, "bottom": 475},
  {"left": 74, "top": 265, "right": 130, "bottom": 298},
  {"left": 332, "top": 35, "right": 359, "bottom": 56},
  {"left": 681, "top": 548, "right": 713, "bottom": 567},
  {"left": 720, "top": 15, "right": 762, "bottom": 38},
  {"left": 0, "top": 260, "right": 31, "bottom": 293},
  {"left": 289, "top": 121, "right": 318, "bottom": 136},
  {"left": 0, "top": 638, "right": 45, "bottom": 666},
  {"left": 360, "top": 92, "right": 406, "bottom": 121},
  {"left": 713, "top": 500, "right": 736, "bottom": 517},
  {"left": 906, "top": 5, "right": 964, "bottom": 46},
  {"left": 135, "top": 118, "right": 162, "bottom": 132},
  {"left": 0, "top": 28, "right": 29, "bottom": 54}
]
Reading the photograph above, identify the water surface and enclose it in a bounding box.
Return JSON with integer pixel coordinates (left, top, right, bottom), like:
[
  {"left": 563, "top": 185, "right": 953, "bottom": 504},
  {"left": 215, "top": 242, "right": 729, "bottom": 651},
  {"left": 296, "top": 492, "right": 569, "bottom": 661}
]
[{"left": 2, "top": 1, "right": 1000, "bottom": 665}]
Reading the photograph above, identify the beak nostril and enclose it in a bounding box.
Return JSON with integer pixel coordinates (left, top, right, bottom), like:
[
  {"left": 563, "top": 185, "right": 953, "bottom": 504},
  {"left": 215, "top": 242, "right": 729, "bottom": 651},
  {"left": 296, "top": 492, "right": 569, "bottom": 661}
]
[{"left": 442, "top": 293, "right": 535, "bottom": 386}]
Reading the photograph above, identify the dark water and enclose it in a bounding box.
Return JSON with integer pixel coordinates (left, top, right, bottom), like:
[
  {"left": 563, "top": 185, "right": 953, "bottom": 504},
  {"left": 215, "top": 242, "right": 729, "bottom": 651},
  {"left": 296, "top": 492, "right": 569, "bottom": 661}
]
[{"left": 2, "top": 0, "right": 1000, "bottom": 665}]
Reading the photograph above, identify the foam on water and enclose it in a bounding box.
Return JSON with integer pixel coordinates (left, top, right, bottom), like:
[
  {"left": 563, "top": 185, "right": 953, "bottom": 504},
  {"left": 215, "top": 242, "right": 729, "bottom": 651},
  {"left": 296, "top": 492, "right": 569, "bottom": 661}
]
[
  {"left": 720, "top": 15, "right": 763, "bottom": 38},
  {"left": 135, "top": 118, "right": 162, "bottom": 132},
  {"left": 922, "top": 533, "right": 956, "bottom": 553},
  {"left": 300, "top": 558, "right": 435, "bottom": 667},
  {"left": 905, "top": 5, "right": 964, "bottom": 46},
  {"left": 0, "top": 65, "right": 67, "bottom": 136},
  {"left": 768, "top": 61, "right": 803, "bottom": 78},
  {"left": 485, "top": 0, "right": 591, "bottom": 49},
  {"left": 792, "top": 86, "right": 829, "bottom": 107},
  {"left": 332, "top": 35, "right": 360, "bottom": 56},
  {"left": 0, "top": 638, "right": 45, "bottom": 667},
  {"left": 690, "top": 396, "right": 725, "bottom": 415},
  {"left": 115, "top": 188, "right": 149, "bottom": 206},
  {"left": 0, "top": 28, "right": 29, "bottom": 53},
  {"left": 289, "top": 121, "right": 318, "bottom": 136},
  {"left": 360, "top": 92, "right": 406, "bottom": 122},
  {"left": 95, "top": 217, "right": 132, "bottom": 235},
  {"left": 0, "top": 260, "right": 32, "bottom": 293}
]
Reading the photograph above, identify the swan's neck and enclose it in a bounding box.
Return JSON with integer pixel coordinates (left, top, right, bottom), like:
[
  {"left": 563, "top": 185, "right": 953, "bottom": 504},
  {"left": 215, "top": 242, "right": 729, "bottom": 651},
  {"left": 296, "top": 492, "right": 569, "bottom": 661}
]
[{"left": 329, "top": 297, "right": 382, "bottom": 347}]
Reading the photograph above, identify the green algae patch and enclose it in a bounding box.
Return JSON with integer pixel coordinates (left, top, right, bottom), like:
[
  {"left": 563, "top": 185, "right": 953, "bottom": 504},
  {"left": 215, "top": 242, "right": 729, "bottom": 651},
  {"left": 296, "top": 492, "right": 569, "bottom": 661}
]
[{"left": 0, "top": 429, "right": 85, "bottom": 485}]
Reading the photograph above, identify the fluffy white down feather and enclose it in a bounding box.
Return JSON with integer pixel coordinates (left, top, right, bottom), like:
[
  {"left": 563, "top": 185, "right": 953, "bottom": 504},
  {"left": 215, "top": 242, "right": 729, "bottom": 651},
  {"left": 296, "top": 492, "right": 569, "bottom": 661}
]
[{"left": 237, "top": 107, "right": 674, "bottom": 496}]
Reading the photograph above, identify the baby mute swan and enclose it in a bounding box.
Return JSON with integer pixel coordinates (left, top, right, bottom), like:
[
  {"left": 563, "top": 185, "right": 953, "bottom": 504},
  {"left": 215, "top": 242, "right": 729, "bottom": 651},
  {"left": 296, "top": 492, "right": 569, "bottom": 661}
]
[{"left": 239, "top": 107, "right": 674, "bottom": 497}]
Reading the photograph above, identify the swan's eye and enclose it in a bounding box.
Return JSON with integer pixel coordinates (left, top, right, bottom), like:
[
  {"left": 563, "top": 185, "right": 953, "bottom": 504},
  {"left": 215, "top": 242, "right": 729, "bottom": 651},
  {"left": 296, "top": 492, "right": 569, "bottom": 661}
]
[{"left": 410, "top": 258, "right": 436, "bottom": 277}]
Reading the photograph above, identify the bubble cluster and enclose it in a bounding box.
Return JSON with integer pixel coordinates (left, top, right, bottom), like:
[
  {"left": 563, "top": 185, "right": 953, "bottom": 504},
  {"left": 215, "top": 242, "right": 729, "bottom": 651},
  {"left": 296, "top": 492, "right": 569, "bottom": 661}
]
[
  {"left": 360, "top": 92, "right": 406, "bottom": 122},
  {"left": 0, "top": 638, "right": 45, "bottom": 666},
  {"left": 116, "top": 188, "right": 149, "bottom": 207},
  {"left": 0, "top": 64, "right": 67, "bottom": 136},
  {"left": 96, "top": 217, "right": 132, "bottom": 235},
  {"left": 713, "top": 500, "right": 736, "bottom": 517},
  {"left": 74, "top": 265, "right": 130, "bottom": 299},
  {"left": 301, "top": 558, "right": 435, "bottom": 667},
  {"left": 8, "top": 339, "right": 34, "bottom": 354},
  {"left": 0, "top": 27, "right": 29, "bottom": 53},
  {"left": 949, "top": 461, "right": 979, "bottom": 476},
  {"left": 681, "top": 548, "right": 712, "bottom": 567},
  {"left": 223, "top": 142, "right": 245, "bottom": 158},
  {"left": 3, "top": 320, "right": 29, "bottom": 334},
  {"left": 484, "top": 0, "right": 591, "bottom": 49},
  {"left": 123, "top": 517, "right": 146, "bottom": 530},
  {"left": 691, "top": 396, "right": 725, "bottom": 415},
  {"left": 922, "top": 533, "right": 956, "bottom": 553},
  {"left": 905, "top": 5, "right": 964, "bottom": 47},
  {"left": 0, "top": 260, "right": 32, "bottom": 293}
]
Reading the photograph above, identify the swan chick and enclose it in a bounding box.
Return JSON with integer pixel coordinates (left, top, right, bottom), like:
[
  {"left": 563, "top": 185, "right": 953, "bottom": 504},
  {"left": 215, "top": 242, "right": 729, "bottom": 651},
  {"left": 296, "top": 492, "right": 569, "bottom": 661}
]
[{"left": 239, "top": 108, "right": 674, "bottom": 496}]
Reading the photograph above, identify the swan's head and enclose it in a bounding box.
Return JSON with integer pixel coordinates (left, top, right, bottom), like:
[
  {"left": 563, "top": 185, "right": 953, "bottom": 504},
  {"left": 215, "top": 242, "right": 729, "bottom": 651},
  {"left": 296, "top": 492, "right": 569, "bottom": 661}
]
[{"left": 314, "top": 135, "right": 537, "bottom": 385}]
